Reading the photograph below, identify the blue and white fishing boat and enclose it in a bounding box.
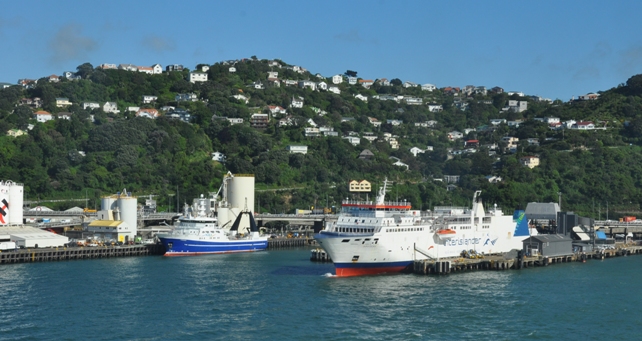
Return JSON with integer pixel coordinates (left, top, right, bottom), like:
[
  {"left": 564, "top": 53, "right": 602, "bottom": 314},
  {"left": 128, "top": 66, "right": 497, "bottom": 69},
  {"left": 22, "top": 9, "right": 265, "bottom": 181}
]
[{"left": 158, "top": 194, "right": 267, "bottom": 256}]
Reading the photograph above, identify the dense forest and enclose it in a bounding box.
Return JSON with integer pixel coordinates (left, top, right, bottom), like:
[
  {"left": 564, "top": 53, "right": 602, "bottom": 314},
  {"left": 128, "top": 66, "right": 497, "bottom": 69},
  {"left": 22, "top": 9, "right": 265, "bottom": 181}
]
[{"left": 2, "top": 57, "right": 642, "bottom": 219}]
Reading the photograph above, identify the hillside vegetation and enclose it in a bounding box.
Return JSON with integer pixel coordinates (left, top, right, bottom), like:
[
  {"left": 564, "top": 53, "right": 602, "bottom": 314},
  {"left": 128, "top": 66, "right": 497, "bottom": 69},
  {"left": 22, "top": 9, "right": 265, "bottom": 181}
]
[{"left": 2, "top": 58, "right": 642, "bottom": 218}]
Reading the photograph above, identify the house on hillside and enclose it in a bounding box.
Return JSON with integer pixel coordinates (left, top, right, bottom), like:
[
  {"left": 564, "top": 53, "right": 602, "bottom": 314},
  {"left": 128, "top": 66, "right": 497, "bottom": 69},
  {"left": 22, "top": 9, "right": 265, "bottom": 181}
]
[
  {"left": 291, "top": 96, "right": 304, "bottom": 108},
  {"left": 56, "top": 98, "right": 72, "bottom": 107},
  {"left": 103, "top": 102, "right": 119, "bottom": 114},
  {"left": 189, "top": 72, "right": 208, "bottom": 83},
  {"left": 571, "top": 121, "right": 595, "bottom": 130},
  {"left": 332, "top": 75, "right": 343, "bottom": 84},
  {"left": 211, "top": 152, "right": 226, "bottom": 162},
  {"left": 136, "top": 108, "right": 160, "bottom": 119},
  {"left": 358, "top": 149, "right": 374, "bottom": 160},
  {"left": 349, "top": 180, "right": 371, "bottom": 192},
  {"left": 83, "top": 102, "right": 100, "bottom": 110},
  {"left": 422, "top": 84, "right": 436, "bottom": 91},
  {"left": 328, "top": 86, "right": 341, "bottom": 94},
  {"left": 34, "top": 110, "right": 53, "bottom": 123},
  {"left": 520, "top": 156, "right": 540, "bottom": 169},
  {"left": 410, "top": 147, "right": 425, "bottom": 157},
  {"left": 142, "top": 95, "right": 158, "bottom": 104},
  {"left": 287, "top": 145, "right": 308, "bottom": 154}
]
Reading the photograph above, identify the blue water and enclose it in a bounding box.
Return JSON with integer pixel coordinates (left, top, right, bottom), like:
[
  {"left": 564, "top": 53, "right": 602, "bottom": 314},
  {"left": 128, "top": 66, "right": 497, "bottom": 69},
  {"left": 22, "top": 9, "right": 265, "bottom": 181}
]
[{"left": 0, "top": 249, "right": 640, "bottom": 340}]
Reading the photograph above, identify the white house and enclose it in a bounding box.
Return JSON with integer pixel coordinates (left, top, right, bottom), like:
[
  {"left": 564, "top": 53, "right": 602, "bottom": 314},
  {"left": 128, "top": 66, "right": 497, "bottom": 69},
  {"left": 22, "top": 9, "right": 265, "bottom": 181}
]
[
  {"left": 328, "top": 86, "right": 341, "bottom": 94},
  {"left": 317, "top": 81, "right": 327, "bottom": 91},
  {"left": 354, "top": 94, "right": 368, "bottom": 102},
  {"left": 229, "top": 67, "right": 236, "bottom": 73},
  {"left": 422, "top": 84, "right": 436, "bottom": 91},
  {"left": 332, "top": 75, "right": 343, "bottom": 84},
  {"left": 428, "top": 104, "right": 443, "bottom": 112},
  {"left": 347, "top": 76, "right": 357, "bottom": 85},
  {"left": 291, "top": 96, "right": 304, "bottom": 108},
  {"left": 268, "top": 105, "right": 286, "bottom": 115},
  {"left": 404, "top": 97, "right": 422, "bottom": 105},
  {"left": 138, "top": 66, "right": 153, "bottom": 74},
  {"left": 103, "top": 102, "right": 119, "bottom": 114},
  {"left": 389, "top": 157, "right": 409, "bottom": 170},
  {"left": 287, "top": 145, "right": 308, "bottom": 154},
  {"left": 403, "top": 81, "right": 419, "bottom": 88},
  {"left": 571, "top": 121, "right": 595, "bottom": 130},
  {"left": 410, "top": 147, "right": 425, "bottom": 157},
  {"left": 298, "top": 80, "right": 316, "bottom": 90},
  {"left": 226, "top": 118, "right": 244, "bottom": 125},
  {"left": 387, "top": 119, "right": 403, "bottom": 126},
  {"left": 448, "top": 131, "right": 463, "bottom": 141},
  {"left": 267, "top": 71, "right": 279, "bottom": 80},
  {"left": 304, "top": 127, "right": 320, "bottom": 137},
  {"left": 142, "top": 95, "right": 158, "bottom": 104},
  {"left": 211, "top": 152, "right": 226, "bottom": 162},
  {"left": 343, "top": 136, "right": 361, "bottom": 146},
  {"left": 233, "top": 94, "right": 249, "bottom": 104},
  {"left": 55, "top": 98, "right": 72, "bottom": 107},
  {"left": 152, "top": 64, "right": 163, "bottom": 74},
  {"left": 490, "top": 119, "right": 507, "bottom": 126},
  {"left": 34, "top": 110, "right": 53, "bottom": 123},
  {"left": 189, "top": 72, "right": 208, "bottom": 83},
  {"left": 136, "top": 108, "right": 160, "bottom": 119},
  {"left": 83, "top": 102, "right": 100, "bottom": 110},
  {"left": 368, "top": 117, "right": 382, "bottom": 127}
]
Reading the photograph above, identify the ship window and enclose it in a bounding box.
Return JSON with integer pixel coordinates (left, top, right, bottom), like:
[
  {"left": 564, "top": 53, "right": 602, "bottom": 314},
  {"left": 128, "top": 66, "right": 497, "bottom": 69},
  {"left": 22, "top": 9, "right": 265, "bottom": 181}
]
[
  {"left": 342, "top": 239, "right": 350, "bottom": 243},
  {"left": 355, "top": 239, "right": 361, "bottom": 241}
]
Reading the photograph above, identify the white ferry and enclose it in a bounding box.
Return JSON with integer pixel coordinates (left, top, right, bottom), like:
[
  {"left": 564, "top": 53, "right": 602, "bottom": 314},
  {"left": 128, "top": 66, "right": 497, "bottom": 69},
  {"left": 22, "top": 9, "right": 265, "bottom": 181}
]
[{"left": 314, "top": 179, "right": 536, "bottom": 276}]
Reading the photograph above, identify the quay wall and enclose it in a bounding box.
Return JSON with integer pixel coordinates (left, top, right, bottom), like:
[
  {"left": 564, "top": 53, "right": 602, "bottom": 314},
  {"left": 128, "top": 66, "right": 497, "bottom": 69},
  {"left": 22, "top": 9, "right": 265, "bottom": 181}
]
[
  {"left": 0, "top": 244, "right": 164, "bottom": 264},
  {"left": 412, "top": 245, "right": 642, "bottom": 275}
]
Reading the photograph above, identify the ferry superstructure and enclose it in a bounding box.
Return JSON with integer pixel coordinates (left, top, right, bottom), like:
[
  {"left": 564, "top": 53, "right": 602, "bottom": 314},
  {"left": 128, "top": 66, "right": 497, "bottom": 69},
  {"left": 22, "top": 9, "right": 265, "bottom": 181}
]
[
  {"left": 158, "top": 194, "right": 267, "bottom": 256},
  {"left": 314, "top": 179, "right": 535, "bottom": 276}
]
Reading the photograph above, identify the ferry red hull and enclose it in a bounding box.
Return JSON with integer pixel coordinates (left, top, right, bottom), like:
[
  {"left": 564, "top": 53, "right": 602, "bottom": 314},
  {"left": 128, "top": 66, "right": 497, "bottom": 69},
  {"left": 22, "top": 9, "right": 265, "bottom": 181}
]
[{"left": 334, "top": 263, "right": 412, "bottom": 277}]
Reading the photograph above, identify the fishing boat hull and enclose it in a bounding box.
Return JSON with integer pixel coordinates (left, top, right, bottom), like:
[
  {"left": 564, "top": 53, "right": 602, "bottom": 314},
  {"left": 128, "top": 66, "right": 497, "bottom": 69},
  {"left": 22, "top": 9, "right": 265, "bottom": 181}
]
[{"left": 159, "top": 237, "right": 268, "bottom": 256}]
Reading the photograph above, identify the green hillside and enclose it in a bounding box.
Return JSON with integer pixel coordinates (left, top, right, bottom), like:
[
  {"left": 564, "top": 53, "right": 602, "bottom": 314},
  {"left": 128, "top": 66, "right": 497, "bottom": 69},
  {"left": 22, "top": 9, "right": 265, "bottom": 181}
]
[{"left": 1, "top": 59, "right": 642, "bottom": 218}]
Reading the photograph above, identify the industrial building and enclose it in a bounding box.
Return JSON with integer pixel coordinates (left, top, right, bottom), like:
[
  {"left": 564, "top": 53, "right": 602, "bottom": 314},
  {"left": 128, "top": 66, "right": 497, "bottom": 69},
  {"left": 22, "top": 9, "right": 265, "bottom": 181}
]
[
  {"left": 94, "top": 189, "right": 138, "bottom": 243},
  {"left": 522, "top": 235, "right": 573, "bottom": 257},
  {"left": 0, "top": 180, "right": 69, "bottom": 248}
]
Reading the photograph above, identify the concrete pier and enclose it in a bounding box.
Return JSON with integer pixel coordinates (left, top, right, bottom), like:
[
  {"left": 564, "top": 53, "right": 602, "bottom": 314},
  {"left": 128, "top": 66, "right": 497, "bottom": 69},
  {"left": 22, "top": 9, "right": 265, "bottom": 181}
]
[
  {"left": 0, "top": 244, "right": 164, "bottom": 264},
  {"left": 413, "top": 245, "right": 642, "bottom": 275}
]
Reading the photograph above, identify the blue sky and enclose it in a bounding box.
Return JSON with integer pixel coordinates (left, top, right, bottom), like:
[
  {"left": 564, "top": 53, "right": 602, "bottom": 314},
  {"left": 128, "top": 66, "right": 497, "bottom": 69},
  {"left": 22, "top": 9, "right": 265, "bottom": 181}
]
[{"left": 1, "top": 0, "right": 641, "bottom": 101}]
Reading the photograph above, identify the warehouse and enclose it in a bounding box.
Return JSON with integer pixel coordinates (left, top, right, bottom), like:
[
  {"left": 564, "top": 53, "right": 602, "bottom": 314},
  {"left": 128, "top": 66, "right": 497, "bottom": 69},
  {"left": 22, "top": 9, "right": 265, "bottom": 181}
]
[{"left": 522, "top": 234, "right": 572, "bottom": 257}]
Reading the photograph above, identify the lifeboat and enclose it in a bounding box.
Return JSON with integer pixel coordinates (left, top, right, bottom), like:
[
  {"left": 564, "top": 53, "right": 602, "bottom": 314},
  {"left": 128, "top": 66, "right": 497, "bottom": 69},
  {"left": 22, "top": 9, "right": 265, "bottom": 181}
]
[{"left": 436, "top": 229, "right": 456, "bottom": 240}]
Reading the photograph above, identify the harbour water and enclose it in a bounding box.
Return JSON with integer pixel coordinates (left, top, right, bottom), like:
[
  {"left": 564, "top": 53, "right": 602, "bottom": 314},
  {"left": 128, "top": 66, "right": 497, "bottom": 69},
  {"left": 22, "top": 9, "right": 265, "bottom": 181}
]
[{"left": 0, "top": 248, "right": 640, "bottom": 340}]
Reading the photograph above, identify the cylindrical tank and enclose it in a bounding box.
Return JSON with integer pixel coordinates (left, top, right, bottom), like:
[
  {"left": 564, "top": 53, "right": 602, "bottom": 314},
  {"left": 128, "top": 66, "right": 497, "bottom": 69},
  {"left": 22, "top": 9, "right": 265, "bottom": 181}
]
[
  {"left": 101, "top": 196, "right": 117, "bottom": 211},
  {"left": 7, "top": 181, "right": 23, "bottom": 225},
  {"left": 217, "top": 207, "right": 232, "bottom": 230},
  {"left": 117, "top": 196, "right": 138, "bottom": 236},
  {"left": 227, "top": 174, "right": 255, "bottom": 212}
]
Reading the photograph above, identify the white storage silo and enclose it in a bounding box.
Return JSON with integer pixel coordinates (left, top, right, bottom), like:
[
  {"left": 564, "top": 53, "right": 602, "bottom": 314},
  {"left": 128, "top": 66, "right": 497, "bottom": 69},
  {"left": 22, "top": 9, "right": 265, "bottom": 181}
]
[
  {"left": 227, "top": 174, "right": 255, "bottom": 212},
  {"left": 7, "top": 181, "right": 24, "bottom": 225},
  {"left": 101, "top": 196, "right": 117, "bottom": 211},
  {"left": 226, "top": 174, "right": 254, "bottom": 233},
  {"left": 117, "top": 195, "right": 138, "bottom": 239}
]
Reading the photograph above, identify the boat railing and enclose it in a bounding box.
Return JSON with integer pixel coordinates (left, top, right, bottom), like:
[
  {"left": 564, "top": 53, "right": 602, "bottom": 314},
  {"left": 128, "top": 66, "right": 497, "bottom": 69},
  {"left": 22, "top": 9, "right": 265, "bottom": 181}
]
[{"left": 342, "top": 199, "right": 412, "bottom": 207}]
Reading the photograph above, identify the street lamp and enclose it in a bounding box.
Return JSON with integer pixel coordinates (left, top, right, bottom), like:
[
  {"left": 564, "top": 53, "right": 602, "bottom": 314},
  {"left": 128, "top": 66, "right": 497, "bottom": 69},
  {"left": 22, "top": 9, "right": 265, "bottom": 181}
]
[{"left": 168, "top": 194, "right": 175, "bottom": 212}]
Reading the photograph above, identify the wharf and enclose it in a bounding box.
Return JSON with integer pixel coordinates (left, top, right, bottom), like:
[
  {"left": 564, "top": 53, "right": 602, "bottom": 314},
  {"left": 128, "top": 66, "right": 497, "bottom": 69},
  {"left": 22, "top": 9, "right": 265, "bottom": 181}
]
[
  {"left": 0, "top": 244, "right": 165, "bottom": 264},
  {"left": 267, "top": 237, "right": 314, "bottom": 249},
  {"left": 413, "top": 245, "right": 642, "bottom": 275}
]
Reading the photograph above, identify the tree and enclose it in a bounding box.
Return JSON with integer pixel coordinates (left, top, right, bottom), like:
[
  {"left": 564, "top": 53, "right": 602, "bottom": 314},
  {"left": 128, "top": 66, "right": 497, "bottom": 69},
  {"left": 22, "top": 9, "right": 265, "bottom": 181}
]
[
  {"left": 345, "top": 70, "right": 358, "bottom": 78},
  {"left": 76, "top": 63, "right": 94, "bottom": 79}
]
